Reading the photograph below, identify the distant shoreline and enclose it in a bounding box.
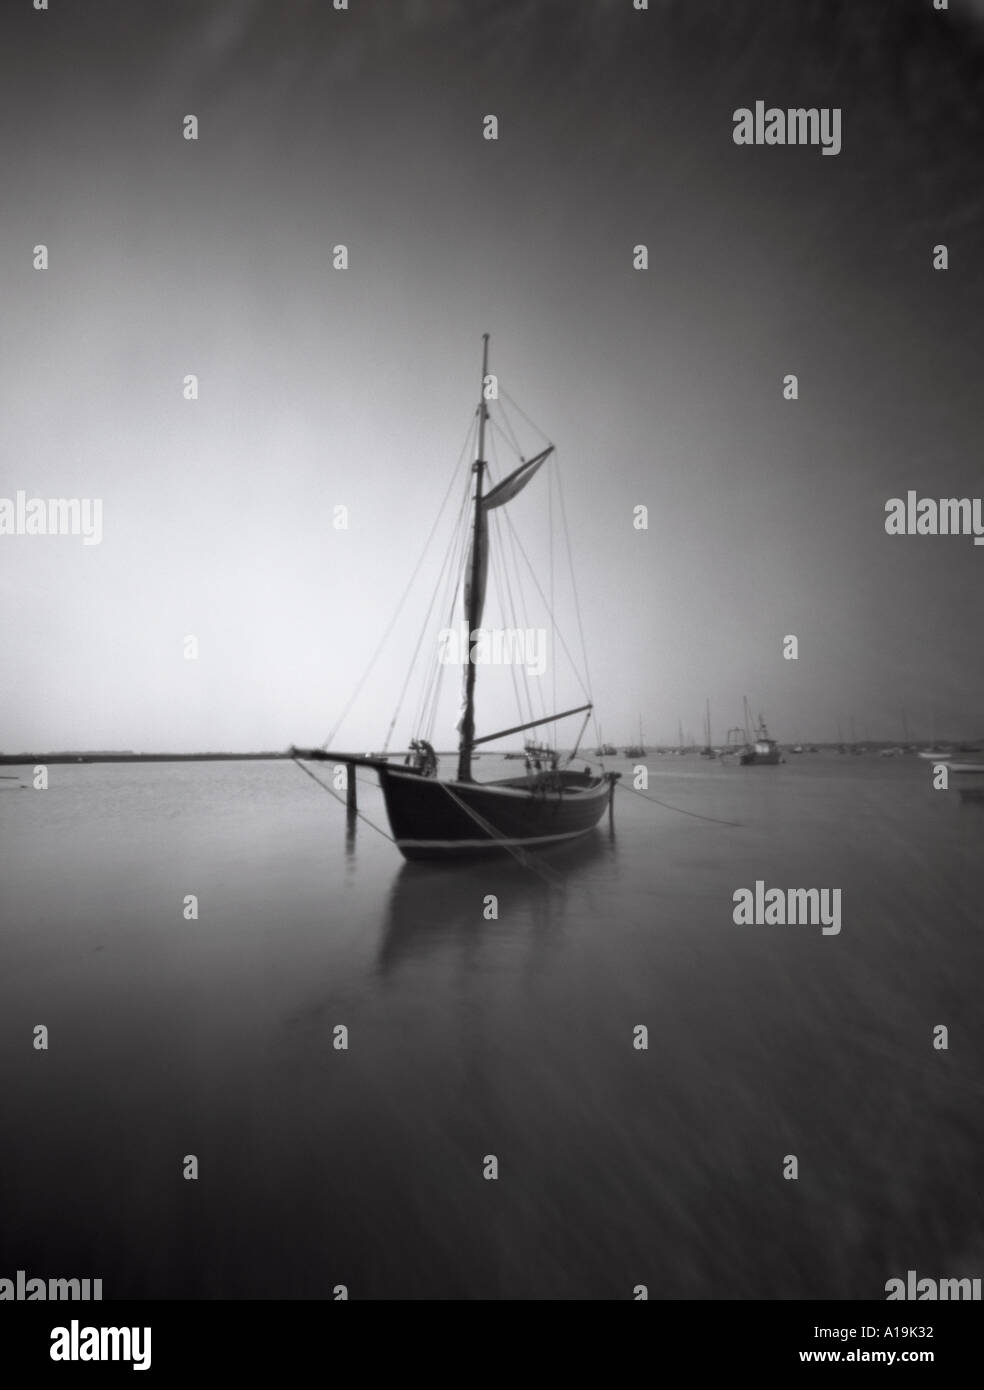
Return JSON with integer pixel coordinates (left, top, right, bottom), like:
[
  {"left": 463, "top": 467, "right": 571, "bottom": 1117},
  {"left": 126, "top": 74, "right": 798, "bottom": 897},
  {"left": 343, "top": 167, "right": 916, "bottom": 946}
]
[
  {"left": 0, "top": 750, "right": 468, "bottom": 765},
  {"left": 0, "top": 752, "right": 293, "bottom": 765}
]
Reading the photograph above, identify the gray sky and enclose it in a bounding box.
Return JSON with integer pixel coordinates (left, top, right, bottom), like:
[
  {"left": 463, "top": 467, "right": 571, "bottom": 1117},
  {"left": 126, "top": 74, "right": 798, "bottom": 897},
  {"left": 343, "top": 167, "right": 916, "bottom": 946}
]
[{"left": 1, "top": 0, "right": 983, "bottom": 751}]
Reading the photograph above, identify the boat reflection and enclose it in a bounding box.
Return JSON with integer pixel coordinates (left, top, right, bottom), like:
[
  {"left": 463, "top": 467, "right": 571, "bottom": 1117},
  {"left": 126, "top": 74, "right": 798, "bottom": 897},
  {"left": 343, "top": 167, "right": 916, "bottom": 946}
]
[{"left": 376, "top": 830, "right": 616, "bottom": 979}]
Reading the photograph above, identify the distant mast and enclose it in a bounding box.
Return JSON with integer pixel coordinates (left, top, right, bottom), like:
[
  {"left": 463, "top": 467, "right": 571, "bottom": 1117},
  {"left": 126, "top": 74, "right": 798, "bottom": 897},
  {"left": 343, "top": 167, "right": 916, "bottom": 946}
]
[{"left": 457, "top": 334, "right": 490, "bottom": 783}]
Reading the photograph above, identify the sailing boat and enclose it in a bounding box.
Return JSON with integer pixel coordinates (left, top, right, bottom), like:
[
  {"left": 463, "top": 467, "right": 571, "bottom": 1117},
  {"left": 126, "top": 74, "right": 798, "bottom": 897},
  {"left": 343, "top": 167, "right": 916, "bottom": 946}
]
[
  {"left": 593, "top": 726, "right": 617, "bottom": 757},
  {"left": 623, "top": 717, "right": 646, "bottom": 758},
  {"left": 737, "top": 699, "right": 784, "bottom": 765},
  {"left": 699, "top": 698, "right": 715, "bottom": 758},
  {"left": 297, "top": 335, "right": 619, "bottom": 861}
]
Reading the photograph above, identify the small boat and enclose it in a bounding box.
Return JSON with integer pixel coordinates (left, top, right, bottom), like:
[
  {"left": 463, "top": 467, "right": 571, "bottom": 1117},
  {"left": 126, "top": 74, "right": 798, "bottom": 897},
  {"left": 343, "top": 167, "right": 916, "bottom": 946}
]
[
  {"left": 699, "top": 699, "right": 716, "bottom": 758},
  {"left": 298, "top": 335, "right": 620, "bottom": 861},
  {"left": 623, "top": 717, "right": 646, "bottom": 758},
  {"left": 740, "top": 734, "right": 783, "bottom": 766},
  {"left": 918, "top": 745, "right": 982, "bottom": 761},
  {"left": 522, "top": 741, "right": 557, "bottom": 770},
  {"left": 737, "top": 702, "right": 784, "bottom": 765},
  {"left": 728, "top": 700, "right": 783, "bottom": 767}
]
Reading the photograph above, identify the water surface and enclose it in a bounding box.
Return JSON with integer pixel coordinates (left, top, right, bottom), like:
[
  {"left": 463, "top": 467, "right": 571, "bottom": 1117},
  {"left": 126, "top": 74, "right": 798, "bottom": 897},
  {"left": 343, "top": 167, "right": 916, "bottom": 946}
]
[{"left": 1, "top": 754, "right": 981, "bottom": 1298}]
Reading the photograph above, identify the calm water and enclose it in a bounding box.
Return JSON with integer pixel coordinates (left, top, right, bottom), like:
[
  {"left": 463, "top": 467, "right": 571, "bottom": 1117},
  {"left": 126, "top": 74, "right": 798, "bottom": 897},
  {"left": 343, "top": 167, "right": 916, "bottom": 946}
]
[{"left": 1, "top": 754, "right": 982, "bottom": 1299}]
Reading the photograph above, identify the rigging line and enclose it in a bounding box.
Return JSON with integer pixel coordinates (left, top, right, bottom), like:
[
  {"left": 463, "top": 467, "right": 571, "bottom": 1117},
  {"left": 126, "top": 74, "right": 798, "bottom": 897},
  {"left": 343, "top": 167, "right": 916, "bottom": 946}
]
[
  {"left": 291, "top": 755, "right": 397, "bottom": 842},
  {"left": 422, "top": 547, "right": 462, "bottom": 743},
  {"left": 422, "top": 482, "right": 473, "bottom": 745},
  {"left": 553, "top": 450, "right": 595, "bottom": 708},
  {"left": 548, "top": 452, "right": 556, "bottom": 747},
  {"left": 486, "top": 415, "right": 524, "bottom": 466},
  {"left": 386, "top": 463, "right": 473, "bottom": 753},
  {"left": 499, "top": 492, "right": 574, "bottom": 703},
  {"left": 567, "top": 709, "right": 592, "bottom": 764},
  {"left": 422, "top": 487, "right": 472, "bottom": 745},
  {"left": 485, "top": 416, "right": 514, "bottom": 462},
  {"left": 395, "top": 419, "right": 476, "bottom": 745},
  {"left": 498, "top": 506, "right": 543, "bottom": 726},
  {"left": 488, "top": 512, "right": 529, "bottom": 733},
  {"left": 410, "top": 469, "right": 472, "bottom": 740},
  {"left": 502, "top": 509, "right": 591, "bottom": 706},
  {"left": 498, "top": 386, "right": 553, "bottom": 448},
  {"left": 417, "top": 475, "right": 469, "bottom": 729},
  {"left": 489, "top": 524, "right": 526, "bottom": 731},
  {"left": 483, "top": 436, "right": 514, "bottom": 728},
  {"left": 618, "top": 780, "right": 742, "bottom": 827},
  {"left": 493, "top": 396, "right": 525, "bottom": 458},
  {"left": 322, "top": 414, "right": 477, "bottom": 749},
  {"left": 489, "top": 444, "right": 545, "bottom": 729},
  {"left": 439, "top": 783, "right": 563, "bottom": 885},
  {"left": 487, "top": 428, "right": 535, "bottom": 729},
  {"left": 487, "top": 428, "right": 531, "bottom": 723}
]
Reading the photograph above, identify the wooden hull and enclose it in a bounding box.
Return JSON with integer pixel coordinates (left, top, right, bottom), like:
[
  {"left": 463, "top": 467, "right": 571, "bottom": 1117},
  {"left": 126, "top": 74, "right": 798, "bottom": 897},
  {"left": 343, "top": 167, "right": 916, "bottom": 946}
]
[{"left": 378, "top": 767, "right": 616, "bottom": 861}]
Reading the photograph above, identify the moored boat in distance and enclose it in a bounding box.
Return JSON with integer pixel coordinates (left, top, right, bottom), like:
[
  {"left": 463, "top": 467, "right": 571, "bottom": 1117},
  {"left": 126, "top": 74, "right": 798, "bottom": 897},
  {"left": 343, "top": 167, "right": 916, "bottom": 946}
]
[
  {"left": 737, "top": 702, "right": 784, "bottom": 765},
  {"left": 593, "top": 728, "right": 617, "bottom": 757},
  {"left": 919, "top": 742, "right": 982, "bottom": 761},
  {"left": 622, "top": 716, "right": 646, "bottom": 759},
  {"left": 699, "top": 699, "right": 716, "bottom": 758}
]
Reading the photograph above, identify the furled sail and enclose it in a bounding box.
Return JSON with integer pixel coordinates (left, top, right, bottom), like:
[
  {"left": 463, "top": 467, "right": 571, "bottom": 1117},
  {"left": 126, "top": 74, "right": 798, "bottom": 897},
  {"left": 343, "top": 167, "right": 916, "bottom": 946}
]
[
  {"left": 481, "top": 445, "right": 553, "bottom": 511},
  {"left": 463, "top": 508, "right": 489, "bottom": 631},
  {"left": 462, "top": 445, "right": 553, "bottom": 631},
  {"left": 458, "top": 444, "right": 554, "bottom": 734}
]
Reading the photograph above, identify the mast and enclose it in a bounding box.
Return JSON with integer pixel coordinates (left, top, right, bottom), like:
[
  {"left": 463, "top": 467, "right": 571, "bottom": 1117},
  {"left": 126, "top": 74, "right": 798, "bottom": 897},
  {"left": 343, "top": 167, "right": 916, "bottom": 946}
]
[{"left": 457, "top": 333, "right": 490, "bottom": 783}]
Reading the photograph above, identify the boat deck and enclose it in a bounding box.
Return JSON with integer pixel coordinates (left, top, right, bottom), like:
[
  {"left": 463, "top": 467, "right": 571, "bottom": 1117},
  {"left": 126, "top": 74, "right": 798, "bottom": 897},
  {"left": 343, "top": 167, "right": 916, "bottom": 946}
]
[{"left": 490, "top": 769, "right": 604, "bottom": 793}]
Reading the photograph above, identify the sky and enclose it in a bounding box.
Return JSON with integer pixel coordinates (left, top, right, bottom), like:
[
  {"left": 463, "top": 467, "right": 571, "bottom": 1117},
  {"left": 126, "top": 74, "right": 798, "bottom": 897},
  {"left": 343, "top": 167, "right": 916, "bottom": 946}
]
[{"left": 1, "top": 0, "right": 983, "bottom": 751}]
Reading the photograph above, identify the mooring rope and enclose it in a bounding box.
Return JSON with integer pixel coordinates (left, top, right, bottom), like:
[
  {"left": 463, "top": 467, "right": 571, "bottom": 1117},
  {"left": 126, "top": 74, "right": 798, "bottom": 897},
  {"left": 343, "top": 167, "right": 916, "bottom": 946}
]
[
  {"left": 618, "top": 779, "right": 742, "bottom": 827},
  {"left": 291, "top": 755, "right": 396, "bottom": 843},
  {"left": 440, "top": 782, "right": 563, "bottom": 885}
]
